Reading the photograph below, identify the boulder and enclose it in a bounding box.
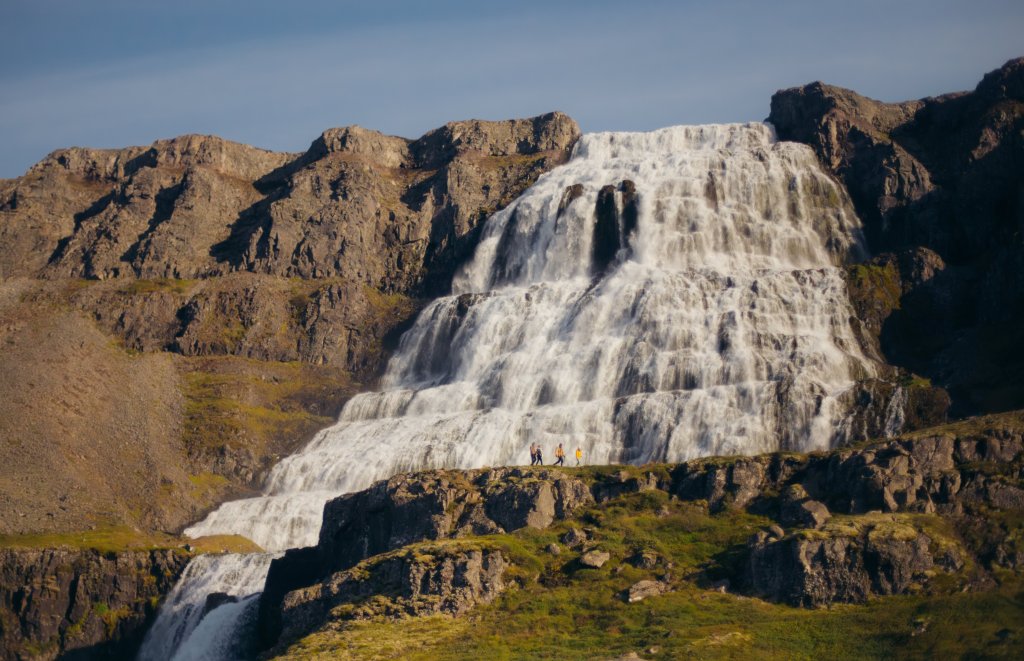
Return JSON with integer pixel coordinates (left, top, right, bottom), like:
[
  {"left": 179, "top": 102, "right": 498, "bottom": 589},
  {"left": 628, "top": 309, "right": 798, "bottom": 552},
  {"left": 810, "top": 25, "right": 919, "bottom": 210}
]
[
  {"left": 561, "top": 527, "right": 588, "bottom": 548},
  {"left": 746, "top": 516, "right": 963, "bottom": 607},
  {"left": 488, "top": 479, "right": 556, "bottom": 530},
  {"left": 780, "top": 486, "right": 832, "bottom": 530},
  {"left": 626, "top": 579, "right": 667, "bottom": 603},
  {"left": 580, "top": 550, "right": 611, "bottom": 569},
  {"left": 628, "top": 550, "right": 660, "bottom": 570}
]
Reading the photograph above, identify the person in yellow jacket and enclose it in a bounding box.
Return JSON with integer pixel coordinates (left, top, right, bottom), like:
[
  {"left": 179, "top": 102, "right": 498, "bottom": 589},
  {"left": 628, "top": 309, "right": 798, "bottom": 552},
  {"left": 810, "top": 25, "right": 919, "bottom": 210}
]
[
  {"left": 575, "top": 447, "right": 582, "bottom": 466},
  {"left": 554, "top": 443, "right": 565, "bottom": 466}
]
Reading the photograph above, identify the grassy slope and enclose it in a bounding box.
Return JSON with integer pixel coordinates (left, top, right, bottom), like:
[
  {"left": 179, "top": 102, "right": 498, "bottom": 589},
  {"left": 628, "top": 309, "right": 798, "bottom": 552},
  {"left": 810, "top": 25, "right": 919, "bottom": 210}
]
[
  {"left": 278, "top": 474, "right": 1024, "bottom": 660},
  {"left": 0, "top": 527, "right": 262, "bottom": 554}
]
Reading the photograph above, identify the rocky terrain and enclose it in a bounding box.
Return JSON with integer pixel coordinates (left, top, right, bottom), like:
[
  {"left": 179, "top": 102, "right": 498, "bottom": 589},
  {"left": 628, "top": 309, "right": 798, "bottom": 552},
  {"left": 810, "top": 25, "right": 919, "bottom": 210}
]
[
  {"left": 0, "top": 56, "right": 1022, "bottom": 660},
  {"left": 257, "top": 411, "right": 1023, "bottom": 658},
  {"left": 0, "top": 548, "right": 189, "bottom": 660},
  {"left": 0, "top": 533, "right": 258, "bottom": 661},
  {"left": 771, "top": 57, "right": 1024, "bottom": 417},
  {"left": 0, "top": 112, "right": 581, "bottom": 538}
]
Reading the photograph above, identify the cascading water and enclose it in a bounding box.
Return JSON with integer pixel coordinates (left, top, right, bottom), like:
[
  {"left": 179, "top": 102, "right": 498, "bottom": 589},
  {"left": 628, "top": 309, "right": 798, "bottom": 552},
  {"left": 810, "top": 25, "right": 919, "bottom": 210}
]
[
  {"left": 142, "top": 122, "right": 875, "bottom": 659},
  {"left": 138, "top": 554, "right": 276, "bottom": 661}
]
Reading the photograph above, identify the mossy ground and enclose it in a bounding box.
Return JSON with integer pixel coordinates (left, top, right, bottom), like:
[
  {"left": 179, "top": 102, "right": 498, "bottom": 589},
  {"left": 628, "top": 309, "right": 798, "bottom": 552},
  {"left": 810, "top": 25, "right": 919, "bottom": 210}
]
[
  {"left": 0, "top": 525, "right": 260, "bottom": 554},
  {"left": 179, "top": 355, "right": 350, "bottom": 457},
  {"left": 846, "top": 262, "right": 902, "bottom": 313},
  {"left": 117, "top": 278, "right": 197, "bottom": 296},
  {"left": 278, "top": 489, "right": 1024, "bottom": 660}
]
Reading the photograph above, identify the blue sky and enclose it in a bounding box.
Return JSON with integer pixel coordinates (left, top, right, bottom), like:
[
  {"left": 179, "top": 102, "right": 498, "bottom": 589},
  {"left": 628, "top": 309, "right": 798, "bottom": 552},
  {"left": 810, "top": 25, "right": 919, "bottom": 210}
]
[{"left": 1, "top": 0, "right": 1021, "bottom": 178}]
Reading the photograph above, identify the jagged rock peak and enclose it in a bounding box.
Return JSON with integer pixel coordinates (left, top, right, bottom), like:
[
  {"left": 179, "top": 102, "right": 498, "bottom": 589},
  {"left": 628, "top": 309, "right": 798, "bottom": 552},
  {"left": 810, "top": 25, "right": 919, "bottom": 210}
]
[
  {"left": 311, "top": 125, "right": 412, "bottom": 168},
  {"left": 33, "top": 134, "right": 296, "bottom": 183},
  {"left": 975, "top": 56, "right": 1024, "bottom": 98},
  {"left": 769, "top": 82, "right": 924, "bottom": 154},
  {"left": 411, "top": 111, "right": 581, "bottom": 168},
  {"left": 308, "top": 112, "right": 581, "bottom": 170},
  {"left": 770, "top": 56, "right": 1024, "bottom": 145},
  {"left": 0, "top": 111, "right": 579, "bottom": 284}
]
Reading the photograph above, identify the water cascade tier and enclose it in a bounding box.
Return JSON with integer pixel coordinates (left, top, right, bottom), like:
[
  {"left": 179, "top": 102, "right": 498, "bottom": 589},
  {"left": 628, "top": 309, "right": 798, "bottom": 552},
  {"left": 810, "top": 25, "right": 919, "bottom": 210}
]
[
  {"left": 186, "top": 122, "right": 872, "bottom": 551},
  {"left": 146, "top": 123, "right": 875, "bottom": 658}
]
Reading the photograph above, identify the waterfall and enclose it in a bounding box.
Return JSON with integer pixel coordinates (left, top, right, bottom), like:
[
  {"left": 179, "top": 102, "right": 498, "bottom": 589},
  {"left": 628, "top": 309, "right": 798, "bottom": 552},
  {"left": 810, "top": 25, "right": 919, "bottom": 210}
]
[
  {"left": 146, "top": 122, "right": 874, "bottom": 658},
  {"left": 137, "top": 553, "right": 277, "bottom": 660}
]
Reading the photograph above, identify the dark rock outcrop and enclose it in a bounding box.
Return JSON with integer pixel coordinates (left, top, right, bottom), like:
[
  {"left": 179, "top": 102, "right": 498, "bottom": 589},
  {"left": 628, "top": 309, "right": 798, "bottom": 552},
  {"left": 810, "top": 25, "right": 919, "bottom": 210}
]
[
  {"left": 770, "top": 57, "right": 1024, "bottom": 417},
  {"left": 259, "top": 467, "right": 592, "bottom": 649},
  {"left": 590, "top": 180, "right": 638, "bottom": 276},
  {"left": 746, "top": 517, "right": 961, "bottom": 607},
  {"left": 670, "top": 420, "right": 1022, "bottom": 519},
  {"left": 665, "top": 415, "right": 1023, "bottom": 605},
  {"left": 0, "top": 548, "right": 189, "bottom": 661},
  {"left": 271, "top": 548, "right": 505, "bottom": 655}
]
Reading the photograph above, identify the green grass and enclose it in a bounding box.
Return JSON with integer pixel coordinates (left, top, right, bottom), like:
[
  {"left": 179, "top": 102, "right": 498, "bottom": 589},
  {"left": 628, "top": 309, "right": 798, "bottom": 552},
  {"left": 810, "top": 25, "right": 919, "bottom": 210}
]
[
  {"left": 277, "top": 489, "right": 1024, "bottom": 660},
  {"left": 0, "top": 525, "right": 261, "bottom": 554},
  {"left": 118, "top": 278, "right": 196, "bottom": 296},
  {"left": 846, "top": 262, "right": 902, "bottom": 314},
  {"left": 0, "top": 526, "right": 183, "bottom": 553},
  {"left": 900, "top": 409, "right": 1024, "bottom": 441},
  {"left": 179, "top": 358, "right": 344, "bottom": 454}
]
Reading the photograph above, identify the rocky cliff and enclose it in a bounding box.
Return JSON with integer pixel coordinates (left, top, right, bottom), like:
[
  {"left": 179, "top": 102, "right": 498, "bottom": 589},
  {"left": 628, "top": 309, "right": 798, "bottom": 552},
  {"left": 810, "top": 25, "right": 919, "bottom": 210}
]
[
  {"left": 0, "top": 547, "right": 189, "bottom": 661},
  {"left": 259, "top": 411, "right": 1024, "bottom": 658},
  {"left": 0, "top": 112, "right": 580, "bottom": 539},
  {"left": 259, "top": 467, "right": 595, "bottom": 650},
  {"left": 770, "top": 57, "right": 1024, "bottom": 417}
]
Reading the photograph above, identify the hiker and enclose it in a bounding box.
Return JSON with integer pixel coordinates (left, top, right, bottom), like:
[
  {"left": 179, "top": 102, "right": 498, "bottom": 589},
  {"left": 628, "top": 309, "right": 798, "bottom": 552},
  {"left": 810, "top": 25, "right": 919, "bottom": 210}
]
[
  {"left": 575, "top": 446, "right": 582, "bottom": 466},
  {"left": 536, "top": 445, "right": 544, "bottom": 465},
  {"left": 554, "top": 443, "right": 565, "bottom": 466},
  {"left": 529, "top": 442, "right": 538, "bottom": 465}
]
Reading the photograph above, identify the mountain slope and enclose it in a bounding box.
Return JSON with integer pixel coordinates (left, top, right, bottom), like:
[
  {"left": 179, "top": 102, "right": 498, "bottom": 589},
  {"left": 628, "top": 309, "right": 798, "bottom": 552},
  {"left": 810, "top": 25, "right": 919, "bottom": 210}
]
[{"left": 0, "top": 113, "right": 581, "bottom": 538}]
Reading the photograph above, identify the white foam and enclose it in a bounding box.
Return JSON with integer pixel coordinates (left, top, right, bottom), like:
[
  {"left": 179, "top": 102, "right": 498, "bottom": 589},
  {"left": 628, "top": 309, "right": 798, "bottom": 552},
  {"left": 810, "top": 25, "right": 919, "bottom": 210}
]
[{"left": 158, "top": 122, "right": 875, "bottom": 660}]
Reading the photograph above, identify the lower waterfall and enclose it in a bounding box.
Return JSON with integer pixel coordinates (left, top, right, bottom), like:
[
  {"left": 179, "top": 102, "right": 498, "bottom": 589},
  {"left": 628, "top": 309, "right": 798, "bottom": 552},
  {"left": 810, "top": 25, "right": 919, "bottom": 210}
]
[{"left": 141, "top": 122, "right": 875, "bottom": 659}]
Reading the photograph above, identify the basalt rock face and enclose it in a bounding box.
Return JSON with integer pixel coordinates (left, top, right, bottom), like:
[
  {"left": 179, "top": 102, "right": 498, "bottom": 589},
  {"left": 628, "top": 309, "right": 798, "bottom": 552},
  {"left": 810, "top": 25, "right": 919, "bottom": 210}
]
[
  {"left": 675, "top": 415, "right": 1024, "bottom": 605},
  {"left": 0, "top": 548, "right": 189, "bottom": 660},
  {"left": 746, "top": 519, "right": 962, "bottom": 607},
  {"left": 670, "top": 421, "right": 1024, "bottom": 519},
  {"left": 770, "top": 58, "right": 1024, "bottom": 416},
  {"left": 258, "top": 467, "right": 593, "bottom": 650},
  {"left": 272, "top": 548, "right": 506, "bottom": 656}
]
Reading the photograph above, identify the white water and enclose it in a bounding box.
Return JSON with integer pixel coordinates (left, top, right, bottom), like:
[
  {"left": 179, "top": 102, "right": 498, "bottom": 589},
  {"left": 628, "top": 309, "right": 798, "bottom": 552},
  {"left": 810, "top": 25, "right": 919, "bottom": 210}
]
[
  {"left": 146, "top": 122, "right": 875, "bottom": 659},
  {"left": 137, "top": 554, "right": 276, "bottom": 660}
]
